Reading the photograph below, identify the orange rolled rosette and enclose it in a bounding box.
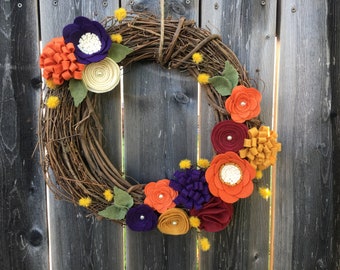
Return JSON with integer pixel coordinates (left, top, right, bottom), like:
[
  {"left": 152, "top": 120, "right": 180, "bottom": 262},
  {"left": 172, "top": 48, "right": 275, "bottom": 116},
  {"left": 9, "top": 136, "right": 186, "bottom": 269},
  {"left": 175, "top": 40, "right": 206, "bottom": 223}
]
[
  {"left": 157, "top": 208, "right": 190, "bottom": 235},
  {"left": 144, "top": 179, "right": 178, "bottom": 213},
  {"left": 205, "top": 151, "right": 256, "bottom": 203},
  {"left": 225, "top": 85, "right": 262, "bottom": 123}
]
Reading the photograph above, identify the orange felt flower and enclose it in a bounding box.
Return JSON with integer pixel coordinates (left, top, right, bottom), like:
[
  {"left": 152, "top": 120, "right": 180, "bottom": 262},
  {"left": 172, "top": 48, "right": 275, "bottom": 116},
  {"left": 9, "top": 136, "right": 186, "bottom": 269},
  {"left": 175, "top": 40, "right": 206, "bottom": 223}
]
[
  {"left": 205, "top": 151, "right": 256, "bottom": 203},
  {"left": 225, "top": 85, "right": 262, "bottom": 123},
  {"left": 39, "top": 37, "right": 85, "bottom": 85},
  {"left": 144, "top": 179, "right": 178, "bottom": 213}
]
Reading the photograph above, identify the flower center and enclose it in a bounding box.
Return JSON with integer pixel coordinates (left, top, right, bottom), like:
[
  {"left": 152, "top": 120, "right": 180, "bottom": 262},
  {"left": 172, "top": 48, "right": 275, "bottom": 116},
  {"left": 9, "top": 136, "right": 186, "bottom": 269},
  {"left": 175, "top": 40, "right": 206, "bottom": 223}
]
[
  {"left": 172, "top": 220, "right": 178, "bottom": 225},
  {"left": 140, "top": 215, "right": 145, "bottom": 220},
  {"left": 78, "top": 32, "right": 102, "bottom": 55},
  {"left": 219, "top": 163, "right": 242, "bottom": 186},
  {"left": 227, "top": 135, "right": 233, "bottom": 141},
  {"left": 158, "top": 194, "right": 164, "bottom": 199},
  {"left": 240, "top": 101, "right": 247, "bottom": 106}
]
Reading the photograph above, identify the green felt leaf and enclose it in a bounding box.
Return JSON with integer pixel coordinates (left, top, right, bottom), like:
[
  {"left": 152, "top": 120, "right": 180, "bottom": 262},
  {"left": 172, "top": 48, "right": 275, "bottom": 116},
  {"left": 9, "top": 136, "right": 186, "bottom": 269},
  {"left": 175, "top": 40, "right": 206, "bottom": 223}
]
[
  {"left": 113, "top": 186, "right": 134, "bottom": 209},
  {"left": 108, "top": 43, "right": 133, "bottom": 63},
  {"left": 98, "top": 204, "right": 128, "bottom": 220},
  {"left": 221, "top": 61, "right": 239, "bottom": 88},
  {"left": 69, "top": 79, "right": 88, "bottom": 107},
  {"left": 208, "top": 76, "right": 233, "bottom": 96}
]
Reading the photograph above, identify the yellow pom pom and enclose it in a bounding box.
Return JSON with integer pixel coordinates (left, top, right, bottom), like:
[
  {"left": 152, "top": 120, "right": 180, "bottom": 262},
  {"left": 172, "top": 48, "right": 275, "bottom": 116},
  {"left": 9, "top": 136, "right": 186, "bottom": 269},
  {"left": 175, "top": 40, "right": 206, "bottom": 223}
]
[
  {"left": 192, "top": 52, "right": 203, "bottom": 64},
  {"left": 114, "top": 7, "right": 127, "bottom": 21},
  {"left": 46, "top": 96, "right": 60, "bottom": 109},
  {"left": 199, "top": 237, "right": 211, "bottom": 251},
  {"left": 256, "top": 170, "right": 263, "bottom": 179},
  {"left": 197, "top": 158, "right": 210, "bottom": 169},
  {"left": 79, "top": 197, "right": 92, "bottom": 208},
  {"left": 110, "top": 33, "right": 123, "bottom": 44},
  {"left": 258, "top": 187, "right": 271, "bottom": 201},
  {"left": 189, "top": 216, "right": 201, "bottom": 228},
  {"left": 46, "top": 79, "right": 57, "bottom": 90},
  {"left": 179, "top": 159, "right": 191, "bottom": 169},
  {"left": 103, "top": 189, "right": 114, "bottom": 202},
  {"left": 197, "top": 73, "right": 210, "bottom": 84}
]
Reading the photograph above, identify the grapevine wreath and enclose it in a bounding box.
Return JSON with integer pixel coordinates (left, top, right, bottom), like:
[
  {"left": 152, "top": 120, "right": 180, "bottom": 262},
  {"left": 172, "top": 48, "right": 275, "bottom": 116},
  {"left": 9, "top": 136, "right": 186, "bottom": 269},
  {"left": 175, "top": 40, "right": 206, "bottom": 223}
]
[{"left": 39, "top": 8, "right": 281, "bottom": 250}]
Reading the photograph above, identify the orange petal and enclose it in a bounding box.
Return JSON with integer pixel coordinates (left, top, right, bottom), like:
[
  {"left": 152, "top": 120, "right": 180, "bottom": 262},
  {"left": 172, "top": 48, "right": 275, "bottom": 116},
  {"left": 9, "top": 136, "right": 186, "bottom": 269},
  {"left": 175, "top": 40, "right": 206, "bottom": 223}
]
[
  {"left": 219, "top": 190, "right": 239, "bottom": 203},
  {"left": 236, "top": 181, "right": 254, "bottom": 198}
]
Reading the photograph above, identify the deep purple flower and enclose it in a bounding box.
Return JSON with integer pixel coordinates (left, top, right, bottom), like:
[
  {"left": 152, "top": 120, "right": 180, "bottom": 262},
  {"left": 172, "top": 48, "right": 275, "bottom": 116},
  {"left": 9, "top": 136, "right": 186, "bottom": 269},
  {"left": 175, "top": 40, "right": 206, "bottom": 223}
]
[
  {"left": 63, "top": 16, "right": 112, "bottom": 64},
  {"left": 125, "top": 204, "right": 158, "bottom": 232},
  {"left": 211, "top": 120, "right": 248, "bottom": 154},
  {"left": 170, "top": 168, "right": 211, "bottom": 210}
]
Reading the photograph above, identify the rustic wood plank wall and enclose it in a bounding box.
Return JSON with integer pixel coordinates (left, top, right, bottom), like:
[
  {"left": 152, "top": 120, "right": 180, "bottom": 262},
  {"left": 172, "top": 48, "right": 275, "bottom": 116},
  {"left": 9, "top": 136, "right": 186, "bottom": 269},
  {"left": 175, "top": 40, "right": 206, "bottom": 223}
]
[{"left": 0, "top": 0, "right": 338, "bottom": 269}]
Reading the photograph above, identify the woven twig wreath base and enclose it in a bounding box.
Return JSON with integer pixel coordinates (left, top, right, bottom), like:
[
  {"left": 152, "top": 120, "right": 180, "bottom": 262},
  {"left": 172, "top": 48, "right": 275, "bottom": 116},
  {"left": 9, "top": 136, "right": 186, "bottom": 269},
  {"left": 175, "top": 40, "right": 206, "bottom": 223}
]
[{"left": 39, "top": 12, "right": 260, "bottom": 220}]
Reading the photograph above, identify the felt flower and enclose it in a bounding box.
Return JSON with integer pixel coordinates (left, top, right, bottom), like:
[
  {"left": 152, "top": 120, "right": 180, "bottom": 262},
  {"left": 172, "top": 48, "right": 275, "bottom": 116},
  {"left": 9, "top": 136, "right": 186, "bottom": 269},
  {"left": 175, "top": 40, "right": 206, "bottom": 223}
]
[
  {"left": 157, "top": 208, "right": 190, "bottom": 235},
  {"left": 170, "top": 168, "right": 211, "bottom": 210},
  {"left": 192, "top": 52, "right": 203, "bottom": 64},
  {"left": 82, "top": 57, "right": 120, "bottom": 93},
  {"left": 125, "top": 204, "right": 158, "bottom": 231},
  {"left": 78, "top": 196, "right": 92, "bottom": 208},
  {"left": 225, "top": 85, "right": 262, "bottom": 123},
  {"left": 205, "top": 151, "right": 256, "bottom": 203},
  {"left": 63, "top": 16, "right": 112, "bottom": 64},
  {"left": 103, "top": 189, "right": 114, "bottom": 202},
  {"left": 46, "top": 96, "right": 60, "bottom": 109},
  {"left": 45, "top": 79, "right": 57, "bottom": 90},
  {"left": 258, "top": 187, "right": 271, "bottom": 200},
  {"left": 179, "top": 159, "right": 191, "bottom": 169},
  {"left": 114, "top": 7, "right": 127, "bottom": 21},
  {"left": 211, "top": 120, "right": 249, "bottom": 154},
  {"left": 197, "top": 73, "right": 210, "bottom": 84},
  {"left": 190, "top": 196, "right": 233, "bottom": 232},
  {"left": 144, "top": 179, "right": 178, "bottom": 213},
  {"left": 110, "top": 33, "right": 123, "bottom": 43},
  {"left": 239, "top": 126, "right": 282, "bottom": 171},
  {"left": 197, "top": 158, "right": 210, "bottom": 169},
  {"left": 39, "top": 37, "right": 84, "bottom": 85},
  {"left": 199, "top": 237, "right": 211, "bottom": 251},
  {"left": 189, "top": 216, "right": 201, "bottom": 229}
]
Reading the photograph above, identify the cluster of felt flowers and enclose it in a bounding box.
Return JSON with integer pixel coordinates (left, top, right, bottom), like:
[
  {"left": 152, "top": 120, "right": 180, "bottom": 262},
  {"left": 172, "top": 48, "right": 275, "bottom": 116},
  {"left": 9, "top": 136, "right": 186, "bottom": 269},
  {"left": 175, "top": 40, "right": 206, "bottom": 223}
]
[{"left": 40, "top": 8, "right": 131, "bottom": 107}]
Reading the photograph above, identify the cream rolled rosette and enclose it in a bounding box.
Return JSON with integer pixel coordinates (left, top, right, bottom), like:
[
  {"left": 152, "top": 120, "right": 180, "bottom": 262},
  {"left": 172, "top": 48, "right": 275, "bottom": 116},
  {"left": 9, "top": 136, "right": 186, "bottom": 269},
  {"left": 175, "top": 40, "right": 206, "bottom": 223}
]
[
  {"left": 82, "top": 57, "right": 120, "bottom": 93},
  {"left": 157, "top": 208, "right": 190, "bottom": 235}
]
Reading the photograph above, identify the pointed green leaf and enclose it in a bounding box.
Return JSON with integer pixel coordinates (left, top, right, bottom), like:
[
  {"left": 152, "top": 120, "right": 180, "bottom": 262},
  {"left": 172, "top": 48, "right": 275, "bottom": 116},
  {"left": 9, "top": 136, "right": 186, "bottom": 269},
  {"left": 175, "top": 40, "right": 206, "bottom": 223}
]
[
  {"left": 113, "top": 186, "right": 134, "bottom": 209},
  {"left": 98, "top": 204, "right": 128, "bottom": 220},
  {"left": 69, "top": 79, "right": 88, "bottom": 107},
  {"left": 108, "top": 43, "right": 133, "bottom": 63},
  {"left": 221, "top": 61, "right": 239, "bottom": 89},
  {"left": 208, "top": 76, "right": 233, "bottom": 96}
]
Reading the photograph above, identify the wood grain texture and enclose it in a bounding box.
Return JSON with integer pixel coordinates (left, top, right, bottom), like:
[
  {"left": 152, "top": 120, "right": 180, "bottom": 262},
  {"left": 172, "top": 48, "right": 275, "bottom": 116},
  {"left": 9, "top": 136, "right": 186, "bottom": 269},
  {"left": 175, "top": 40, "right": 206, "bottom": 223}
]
[
  {"left": 275, "top": 1, "right": 334, "bottom": 269},
  {"left": 121, "top": 1, "right": 200, "bottom": 269},
  {"left": 328, "top": 1, "right": 340, "bottom": 268},
  {"left": 200, "top": 1, "right": 277, "bottom": 269},
  {"left": 0, "top": 1, "right": 48, "bottom": 269},
  {"left": 39, "top": 1, "right": 124, "bottom": 269}
]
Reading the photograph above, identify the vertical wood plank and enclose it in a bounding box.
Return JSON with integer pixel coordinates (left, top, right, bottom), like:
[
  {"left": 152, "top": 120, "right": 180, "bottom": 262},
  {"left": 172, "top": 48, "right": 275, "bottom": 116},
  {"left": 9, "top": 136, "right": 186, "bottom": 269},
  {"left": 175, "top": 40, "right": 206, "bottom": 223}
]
[
  {"left": 121, "top": 1, "right": 200, "bottom": 269},
  {"left": 328, "top": 0, "right": 340, "bottom": 268},
  {"left": 0, "top": 1, "right": 48, "bottom": 269},
  {"left": 200, "top": 1, "right": 277, "bottom": 269},
  {"left": 39, "top": 1, "right": 124, "bottom": 269},
  {"left": 275, "top": 1, "right": 334, "bottom": 269}
]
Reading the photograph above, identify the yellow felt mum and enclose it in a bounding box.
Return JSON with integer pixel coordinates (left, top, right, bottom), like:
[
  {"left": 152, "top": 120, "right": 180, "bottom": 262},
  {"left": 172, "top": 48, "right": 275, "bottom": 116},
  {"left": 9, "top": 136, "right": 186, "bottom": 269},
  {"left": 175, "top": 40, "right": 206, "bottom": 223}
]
[
  {"left": 179, "top": 159, "right": 191, "bottom": 169},
  {"left": 199, "top": 237, "right": 211, "bottom": 251},
  {"left": 115, "top": 7, "right": 127, "bottom": 21},
  {"left": 46, "top": 96, "right": 60, "bottom": 109},
  {"left": 189, "top": 216, "right": 201, "bottom": 229},
  {"left": 192, "top": 52, "right": 203, "bottom": 64},
  {"left": 46, "top": 79, "right": 57, "bottom": 90},
  {"left": 79, "top": 197, "right": 92, "bottom": 208},
  {"left": 197, "top": 158, "right": 210, "bottom": 169},
  {"left": 258, "top": 187, "right": 271, "bottom": 200},
  {"left": 197, "top": 73, "right": 210, "bottom": 84},
  {"left": 103, "top": 189, "right": 114, "bottom": 202},
  {"left": 111, "top": 33, "right": 123, "bottom": 43}
]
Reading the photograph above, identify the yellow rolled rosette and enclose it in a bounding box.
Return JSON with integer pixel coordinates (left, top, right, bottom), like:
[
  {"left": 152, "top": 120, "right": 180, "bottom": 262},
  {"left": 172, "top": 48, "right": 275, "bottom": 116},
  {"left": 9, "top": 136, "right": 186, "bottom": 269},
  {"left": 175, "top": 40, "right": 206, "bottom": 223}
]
[
  {"left": 157, "top": 208, "right": 190, "bottom": 235},
  {"left": 82, "top": 57, "right": 120, "bottom": 93}
]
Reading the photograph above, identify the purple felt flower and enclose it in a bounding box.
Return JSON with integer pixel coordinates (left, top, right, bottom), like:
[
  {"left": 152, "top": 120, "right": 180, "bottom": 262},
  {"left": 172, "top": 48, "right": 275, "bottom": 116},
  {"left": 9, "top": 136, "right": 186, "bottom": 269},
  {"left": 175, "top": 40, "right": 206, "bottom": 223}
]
[
  {"left": 170, "top": 168, "right": 211, "bottom": 210},
  {"left": 125, "top": 204, "right": 158, "bottom": 231},
  {"left": 63, "top": 16, "right": 112, "bottom": 64}
]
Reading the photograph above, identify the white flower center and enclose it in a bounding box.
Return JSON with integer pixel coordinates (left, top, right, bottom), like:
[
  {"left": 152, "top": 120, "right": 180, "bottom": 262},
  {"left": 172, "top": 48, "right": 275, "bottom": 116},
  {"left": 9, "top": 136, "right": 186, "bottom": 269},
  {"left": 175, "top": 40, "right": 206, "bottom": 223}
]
[
  {"left": 78, "top": 32, "right": 102, "bottom": 55},
  {"left": 158, "top": 194, "right": 164, "bottom": 199},
  {"left": 140, "top": 215, "right": 145, "bottom": 220},
  {"left": 240, "top": 101, "right": 247, "bottom": 106},
  {"left": 220, "top": 163, "right": 242, "bottom": 186},
  {"left": 227, "top": 135, "right": 233, "bottom": 141}
]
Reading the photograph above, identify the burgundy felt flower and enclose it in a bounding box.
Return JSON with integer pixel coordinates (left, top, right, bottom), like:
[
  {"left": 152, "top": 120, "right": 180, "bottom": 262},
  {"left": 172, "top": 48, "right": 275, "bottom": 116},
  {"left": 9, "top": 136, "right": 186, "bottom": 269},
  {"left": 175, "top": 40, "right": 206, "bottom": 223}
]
[
  {"left": 63, "top": 16, "right": 112, "bottom": 64},
  {"left": 170, "top": 168, "right": 211, "bottom": 210},
  {"left": 125, "top": 204, "right": 158, "bottom": 231},
  {"left": 190, "top": 197, "right": 234, "bottom": 232},
  {"left": 211, "top": 120, "right": 248, "bottom": 154}
]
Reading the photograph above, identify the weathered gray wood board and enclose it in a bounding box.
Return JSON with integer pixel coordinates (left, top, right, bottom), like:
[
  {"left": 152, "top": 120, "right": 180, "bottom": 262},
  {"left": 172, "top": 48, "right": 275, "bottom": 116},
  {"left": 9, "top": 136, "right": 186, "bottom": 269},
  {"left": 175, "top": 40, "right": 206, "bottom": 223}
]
[
  {"left": 0, "top": 0, "right": 338, "bottom": 269},
  {"left": 275, "top": 0, "right": 335, "bottom": 269},
  {"left": 0, "top": 1, "right": 48, "bottom": 269}
]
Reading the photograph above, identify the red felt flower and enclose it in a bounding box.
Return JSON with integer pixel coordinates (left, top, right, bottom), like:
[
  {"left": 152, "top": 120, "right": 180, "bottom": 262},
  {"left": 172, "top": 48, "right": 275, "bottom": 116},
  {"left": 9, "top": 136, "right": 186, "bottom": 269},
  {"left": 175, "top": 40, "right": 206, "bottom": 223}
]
[
  {"left": 190, "top": 196, "right": 233, "bottom": 232},
  {"left": 225, "top": 85, "right": 262, "bottom": 123},
  {"left": 144, "top": 179, "right": 178, "bottom": 213},
  {"left": 211, "top": 120, "right": 248, "bottom": 154},
  {"left": 205, "top": 151, "right": 256, "bottom": 203}
]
